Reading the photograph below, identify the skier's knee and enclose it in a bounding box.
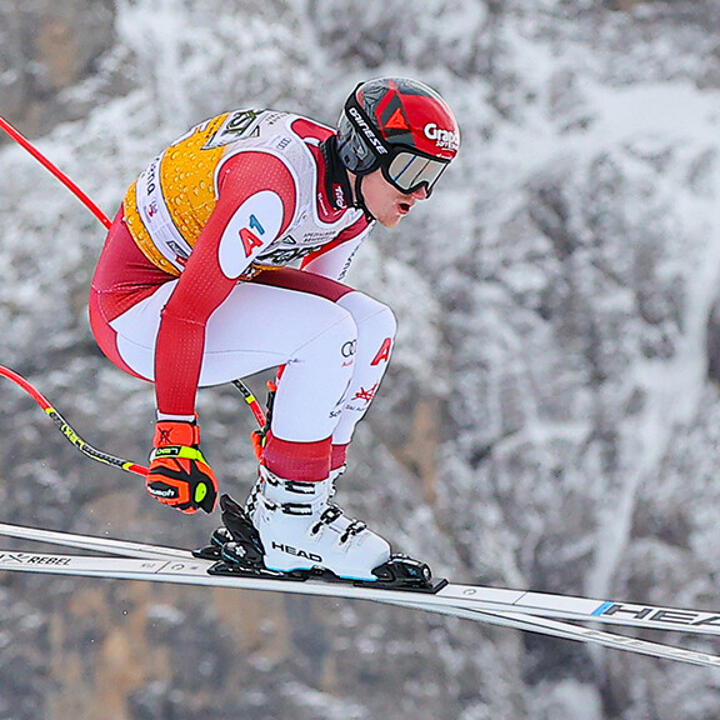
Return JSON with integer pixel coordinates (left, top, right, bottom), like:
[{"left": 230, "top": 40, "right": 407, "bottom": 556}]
[
  {"left": 370, "top": 302, "right": 397, "bottom": 340},
  {"left": 338, "top": 292, "right": 397, "bottom": 339},
  {"left": 291, "top": 303, "right": 358, "bottom": 363}
]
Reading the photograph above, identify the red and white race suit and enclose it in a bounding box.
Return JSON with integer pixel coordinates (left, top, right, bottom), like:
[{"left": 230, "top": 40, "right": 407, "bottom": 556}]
[{"left": 89, "top": 109, "right": 395, "bottom": 480}]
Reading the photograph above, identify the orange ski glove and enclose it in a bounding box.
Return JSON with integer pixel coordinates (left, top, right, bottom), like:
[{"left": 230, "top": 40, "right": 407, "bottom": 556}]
[{"left": 146, "top": 420, "right": 218, "bottom": 514}]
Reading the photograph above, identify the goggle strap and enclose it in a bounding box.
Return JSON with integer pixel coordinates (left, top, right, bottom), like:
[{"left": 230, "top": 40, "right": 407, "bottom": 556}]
[{"left": 344, "top": 88, "right": 392, "bottom": 159}]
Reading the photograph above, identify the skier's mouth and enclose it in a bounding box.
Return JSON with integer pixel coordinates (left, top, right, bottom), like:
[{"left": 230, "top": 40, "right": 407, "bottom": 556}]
[{"left": 398, "top": 201, "right": 411, "bottom": 215}]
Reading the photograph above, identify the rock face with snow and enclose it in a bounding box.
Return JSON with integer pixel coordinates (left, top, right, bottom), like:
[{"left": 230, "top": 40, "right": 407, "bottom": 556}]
[
  {"left": 1, "top": 1, "right": 720, "bottom": 718},
  {"left": 0, "top": 1, "right": 117, "bottom": 139}
]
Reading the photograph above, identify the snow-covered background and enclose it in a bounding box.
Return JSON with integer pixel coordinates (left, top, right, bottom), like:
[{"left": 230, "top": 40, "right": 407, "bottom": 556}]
[{"left": 2, "top": 1, "right": 720, "bottom": 718}]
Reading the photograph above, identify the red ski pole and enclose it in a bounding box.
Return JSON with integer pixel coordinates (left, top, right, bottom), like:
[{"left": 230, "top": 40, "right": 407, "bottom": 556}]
[
  {"left": 0, "top": 115, "right": 111, "bottom": 229},
  {"left": 0, "top": 363, "right": 267, "bottom": 477},
  {"left": 0, "top": 116, "right": 268, "bottom": 475},
  {"left": 0, "top": 364, "right": 148, "bottom": 477}
]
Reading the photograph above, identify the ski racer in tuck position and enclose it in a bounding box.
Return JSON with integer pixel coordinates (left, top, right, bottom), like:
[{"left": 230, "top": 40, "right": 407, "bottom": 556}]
[{"left": 88, "top": 77, "right": 460, "bottom": 587}]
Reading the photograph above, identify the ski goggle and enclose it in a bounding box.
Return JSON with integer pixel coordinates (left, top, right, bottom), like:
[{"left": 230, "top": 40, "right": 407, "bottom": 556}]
[{"left": 383, "top": 150, "right": 449, "bottom": 196}]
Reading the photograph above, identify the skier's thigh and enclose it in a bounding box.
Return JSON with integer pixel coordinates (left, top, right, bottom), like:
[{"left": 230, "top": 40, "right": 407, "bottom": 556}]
[{"left": 108, "top": 280, "right": 353, "bottom": 383}]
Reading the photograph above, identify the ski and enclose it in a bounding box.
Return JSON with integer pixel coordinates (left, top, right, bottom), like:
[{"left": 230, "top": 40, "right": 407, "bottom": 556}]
[
  {"left": 0, "top": 523, "right": 720, "bottom": 635},
  {"left": 390, "top": 603, "right": 720, "bottom": 668},
  {"left": 0, "top": 521, "right": 190, "bottom": 561},
  {"left": 1, "top": 521, "right": 719, "bottom": 637},
  {"left": 0, "top": 546, "right": 718, "bottom": 667}
]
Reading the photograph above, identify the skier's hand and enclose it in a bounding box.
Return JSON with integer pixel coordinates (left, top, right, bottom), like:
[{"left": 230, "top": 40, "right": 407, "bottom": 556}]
[{"left": 146, "top": 420, "right": 218, "bottom": 514}]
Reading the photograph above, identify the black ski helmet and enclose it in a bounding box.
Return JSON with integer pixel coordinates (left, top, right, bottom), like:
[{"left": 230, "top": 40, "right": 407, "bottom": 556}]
[{"left": 336, "top": 77, "right": 459, "bottom": 198}]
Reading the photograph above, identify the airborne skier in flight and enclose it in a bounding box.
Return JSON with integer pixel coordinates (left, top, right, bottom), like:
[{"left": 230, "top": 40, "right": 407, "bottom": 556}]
[
  {"left": 87, "top": 77, "right": 460, "bottom": 585},
  {"left": 3, "top": 73, "right": 720, "bottom": 670}
]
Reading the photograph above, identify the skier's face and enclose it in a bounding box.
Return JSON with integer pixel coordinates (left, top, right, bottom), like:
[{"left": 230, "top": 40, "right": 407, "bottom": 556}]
[{"left": 361, "top": 169, "right": 428, "bottom": 227}]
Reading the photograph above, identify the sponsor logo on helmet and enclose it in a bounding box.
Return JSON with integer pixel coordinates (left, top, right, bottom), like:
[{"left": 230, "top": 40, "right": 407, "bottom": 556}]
[
  {"left": 348, "top": 107, "right": 388, "bottom": 155},
  {"left": 424, "top": 123, "right": 459, "bottom": 151}
]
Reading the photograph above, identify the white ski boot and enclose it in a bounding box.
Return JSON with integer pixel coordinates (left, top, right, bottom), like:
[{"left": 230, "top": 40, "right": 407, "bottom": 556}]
[
  {"left": 195, "top": 469, "right": 442, "bottom": 589},
  {"left": 241, "top": 465, "right": 391, "bottom": 581}
]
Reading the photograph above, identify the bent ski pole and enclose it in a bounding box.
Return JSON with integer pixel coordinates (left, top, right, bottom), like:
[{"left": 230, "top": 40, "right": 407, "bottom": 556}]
[
  {"left": 232, "top": 379, "right": 267, "bottom": 428},
  {"left": 0, "top": 115, "right": 111, "bottom": 229},
  {"left": 0, "top": 116, "right": 268, "bottom": 434},
  {"left": 0, "top": 364, "right": 148, "bottom": 476},
  {"left": 1, "top": 364, "right": 268, "bottom": 478}
]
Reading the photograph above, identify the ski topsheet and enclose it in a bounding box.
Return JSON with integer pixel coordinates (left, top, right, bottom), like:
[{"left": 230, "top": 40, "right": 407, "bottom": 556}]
[{"left": 0, "top": 521, "right": 719, "bottom": 668}]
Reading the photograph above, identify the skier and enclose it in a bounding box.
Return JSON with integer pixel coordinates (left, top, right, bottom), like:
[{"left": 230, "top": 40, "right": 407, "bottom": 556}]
[{"left": 88, "top": 77, "right": 459, "bottom": 584}]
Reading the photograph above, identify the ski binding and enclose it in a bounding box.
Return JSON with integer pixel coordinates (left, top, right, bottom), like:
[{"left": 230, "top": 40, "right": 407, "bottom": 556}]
[{"left": 193, "top": 494, "right": 447, "bottom": 593}]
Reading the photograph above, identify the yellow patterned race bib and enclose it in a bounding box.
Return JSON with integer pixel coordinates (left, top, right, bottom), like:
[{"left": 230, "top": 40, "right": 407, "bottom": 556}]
[{"left": 123, "top": 110, "right": 265, "bottom": 275}]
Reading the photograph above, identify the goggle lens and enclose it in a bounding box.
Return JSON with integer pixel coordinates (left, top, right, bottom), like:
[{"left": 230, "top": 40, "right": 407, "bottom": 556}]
[{"left": 386, "top": 151, "right": 449, "bottom": 195}]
